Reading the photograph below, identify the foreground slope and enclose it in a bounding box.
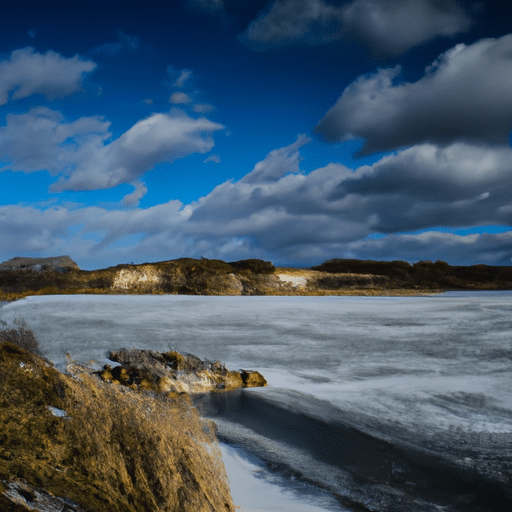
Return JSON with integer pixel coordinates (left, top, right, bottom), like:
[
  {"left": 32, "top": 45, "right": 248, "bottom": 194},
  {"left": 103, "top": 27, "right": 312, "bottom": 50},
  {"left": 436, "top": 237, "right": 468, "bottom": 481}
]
[{"left": 0, "top": 341, "right": 235, "bottom": 512}]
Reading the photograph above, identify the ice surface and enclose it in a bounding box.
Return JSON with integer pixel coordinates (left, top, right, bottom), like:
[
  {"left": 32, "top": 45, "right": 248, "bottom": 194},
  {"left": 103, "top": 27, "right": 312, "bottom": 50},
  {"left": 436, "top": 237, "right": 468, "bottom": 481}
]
[{"left": 2, "top": 291, "right": 512, "bottom": 511}]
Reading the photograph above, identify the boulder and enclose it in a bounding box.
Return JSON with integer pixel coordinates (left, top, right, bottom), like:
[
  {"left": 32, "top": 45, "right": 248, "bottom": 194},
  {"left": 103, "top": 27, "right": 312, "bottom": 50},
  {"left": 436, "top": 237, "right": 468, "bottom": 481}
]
[{"left": 99, "top": 348, "right": 267, "bottom": 393}]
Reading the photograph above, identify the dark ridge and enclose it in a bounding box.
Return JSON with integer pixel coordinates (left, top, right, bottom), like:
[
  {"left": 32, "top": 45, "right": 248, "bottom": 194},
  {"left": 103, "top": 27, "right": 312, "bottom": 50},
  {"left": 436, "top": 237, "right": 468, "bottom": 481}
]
[
  {"left": 312, "top": 259, "right": 512, "bottom": 290},
  {"left": 228, "top": 259, "right": 275, "bottom": 274}
]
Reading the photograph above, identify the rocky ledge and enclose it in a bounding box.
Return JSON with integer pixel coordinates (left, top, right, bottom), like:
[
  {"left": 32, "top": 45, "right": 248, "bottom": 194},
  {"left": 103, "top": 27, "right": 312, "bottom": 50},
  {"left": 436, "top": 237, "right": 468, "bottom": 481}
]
[
  {"left": 97, "top": 348, "right": 267, "bottom": 394},
  {"left": 0, "top": 341, "right": 237, "bottom": 511}
]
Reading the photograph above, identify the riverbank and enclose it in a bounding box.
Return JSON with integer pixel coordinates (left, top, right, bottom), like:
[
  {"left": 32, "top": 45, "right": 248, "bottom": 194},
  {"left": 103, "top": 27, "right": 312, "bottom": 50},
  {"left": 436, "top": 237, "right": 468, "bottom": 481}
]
[{"left": 4, "top": 255, "right": 512, "bottom": 301}]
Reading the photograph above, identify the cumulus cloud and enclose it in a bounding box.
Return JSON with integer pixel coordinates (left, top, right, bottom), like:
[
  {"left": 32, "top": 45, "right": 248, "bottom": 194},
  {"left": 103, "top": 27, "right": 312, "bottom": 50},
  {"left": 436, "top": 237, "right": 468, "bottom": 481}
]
[
  {"left": 243, "top": 0, "right": 343, "bottom": 46},
  {"left": 0, "top": 204, "right": 80, "bottom": 255},
  {"left": 170, "top": 92, "right": 192, "bottom": 104},
  {"left": 241, "top": 134, "right": 311, "bottom": 183},
  {"left": 0, "top": 108, "right": 224, "bottom": 191},
  {"left": 328, "top": 141, "right": 512, "bottom": 234},
  {"left": 242, "top": 0, "right": 473, "bottom": 53},
  {"left": 204, "top": 154, "right": 221, "bottom": 163},
  {"left": 193, "top": 103, "right": 215, "bottom": 113},
  {"left": 0, "top": 107, "right": 111, "bottom": 174},
  {"left": 347, "top": 231, "right": 512, "bottom": 266},
  {"left": 185, "top": 137, "right": 512, "bottom": 260},
  {"left": 341, "top": 0, "right": 472, "bottom": 56},
  {"left": 0, "top": 47, "right": 96, "bottom": 105},
  {"left": 315, "top": 34, "right": 512, "bottom": 154},
  {"left": 122, "top": 181, "right": 148, "bottom": 207},
  {"left": 167, "top": 66, "right": 194, "bottom": 88},
  {"left": 174, "top": 69, "right": 193, "bottom": 88},
  {"left": 3, "top": 199, "right": 511, "bottom": 269},
  {"left": 4, "top": 136, "right": 512, "bottom": 268},
  {"left": 188, "top": 137, "right": 371, "bottom": 249},
  {"left": 53, "top": 111, "right": 224, "bottom": 191}
]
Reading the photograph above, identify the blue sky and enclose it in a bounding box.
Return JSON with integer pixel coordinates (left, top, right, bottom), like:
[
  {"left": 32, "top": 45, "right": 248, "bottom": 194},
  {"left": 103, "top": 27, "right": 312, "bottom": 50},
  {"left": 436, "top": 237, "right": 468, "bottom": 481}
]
[{"left": 1, "top": 0, "right": 512, "bottom": 269}]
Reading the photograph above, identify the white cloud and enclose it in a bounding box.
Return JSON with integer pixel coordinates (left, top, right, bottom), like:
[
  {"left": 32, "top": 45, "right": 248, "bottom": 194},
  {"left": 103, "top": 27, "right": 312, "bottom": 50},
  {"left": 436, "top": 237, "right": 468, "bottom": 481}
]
[
  {"left": 0, "top": 107, "right": 111, "bottom": 174},
  {"left": 122, "top": 181, "right": 148, "bottom": 207},
  {"left": 346, "top": 230, "right": 512, "bottom": 266},
  {"left": 315, "top": 34, "right": 512, "bottom": 154},
  {"left": 4, "top": 136, "right": 512, "bottom": 269},
  {"left": 174, "top": 69, "right": 193, "bottom": 88},
  {"left": 53, "top": 111, "right": 225, "bottom": 191},
  {"left": 241, "top": 134, "right": 311, "bottom": 183},
  {"left": 0, "top": 47, "right": 96, "bottom": 105},
  {"left": 193, "top": 103, "right": 215, "bottom": 113},
  {"left": 204, "top": 154, "right": 221, "bottom": 163},
  {"left": 341, "top": 0, "right": 472, "bottom": 56},
  {"left": 170, "top": 92, "right": 192, "bottom": 104},
  {"left": 0, "top": 108, "right": 224, "bottom": 191}
]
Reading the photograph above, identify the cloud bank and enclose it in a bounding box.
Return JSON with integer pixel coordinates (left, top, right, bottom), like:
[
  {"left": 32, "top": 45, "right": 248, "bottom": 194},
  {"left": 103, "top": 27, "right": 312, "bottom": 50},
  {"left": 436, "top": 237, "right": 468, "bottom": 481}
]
[
  {"left": 5, "top": 132, "right": 512, "bottom": 269},
  {"left": 315, "top": 34, "right": 512, "bottom": 154}
]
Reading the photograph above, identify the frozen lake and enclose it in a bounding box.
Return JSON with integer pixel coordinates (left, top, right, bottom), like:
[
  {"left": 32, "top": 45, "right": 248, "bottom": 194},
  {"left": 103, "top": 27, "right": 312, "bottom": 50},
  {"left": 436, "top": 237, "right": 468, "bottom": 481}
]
[{"left": 1, "top": 292, "right": 511, "bottom": 511}]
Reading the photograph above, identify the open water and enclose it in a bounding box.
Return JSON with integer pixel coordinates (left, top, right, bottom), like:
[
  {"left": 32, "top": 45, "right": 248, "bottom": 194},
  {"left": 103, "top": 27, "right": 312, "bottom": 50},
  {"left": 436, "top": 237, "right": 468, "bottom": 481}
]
[{"left": 1, "top": 292, "right": 511, "bottom": 512}]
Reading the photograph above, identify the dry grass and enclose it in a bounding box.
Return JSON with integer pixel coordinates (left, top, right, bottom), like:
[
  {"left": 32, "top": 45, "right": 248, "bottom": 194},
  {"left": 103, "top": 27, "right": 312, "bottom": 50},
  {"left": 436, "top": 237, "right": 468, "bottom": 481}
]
[
  {"left": 0, "top": 342, "right": 234, "bottom": 512},
  {"left": 0, "top": 319, "right": 40, "bottom": 354}
]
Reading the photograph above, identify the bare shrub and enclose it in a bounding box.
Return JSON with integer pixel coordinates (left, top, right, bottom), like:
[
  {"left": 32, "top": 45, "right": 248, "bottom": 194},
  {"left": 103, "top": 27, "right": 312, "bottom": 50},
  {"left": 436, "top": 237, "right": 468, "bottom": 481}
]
[{"left": 0, "top": 319, "right": 40, "bottom": 355}]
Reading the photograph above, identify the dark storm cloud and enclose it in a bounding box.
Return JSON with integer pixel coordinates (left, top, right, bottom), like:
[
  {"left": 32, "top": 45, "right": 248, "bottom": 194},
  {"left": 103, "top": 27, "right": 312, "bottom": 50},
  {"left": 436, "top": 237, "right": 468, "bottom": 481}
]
[
  {"left": 329, "top": 142, "right": 512, "bottom": 233},
  {"left": 315, "top": 34, "right": 512, "bottom": 154}
]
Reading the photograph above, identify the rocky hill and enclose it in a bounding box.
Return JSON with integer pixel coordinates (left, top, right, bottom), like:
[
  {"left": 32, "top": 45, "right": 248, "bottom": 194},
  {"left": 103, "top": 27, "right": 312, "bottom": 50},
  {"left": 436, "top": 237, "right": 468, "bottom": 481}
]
[{"left": 1, "top": 255, "right": 512, "bottom": 300}]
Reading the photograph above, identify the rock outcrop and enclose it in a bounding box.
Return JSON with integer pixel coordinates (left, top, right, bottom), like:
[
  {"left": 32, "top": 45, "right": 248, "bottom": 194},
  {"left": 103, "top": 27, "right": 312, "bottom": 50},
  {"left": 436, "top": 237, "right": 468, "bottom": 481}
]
[
  {"left": 0, "top": 256, "right": 79, "bottom": 272},
  {"left": 97, "top": 348, "right": 267, "bottom": 394},
  {"left": 0, "top": 341, "right": 235, "bottom": 512}
]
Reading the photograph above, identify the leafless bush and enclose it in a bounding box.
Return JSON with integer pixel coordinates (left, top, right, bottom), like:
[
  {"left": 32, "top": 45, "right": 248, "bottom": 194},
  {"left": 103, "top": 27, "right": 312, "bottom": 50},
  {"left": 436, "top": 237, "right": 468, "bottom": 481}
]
[{"left": 0, "top": 318, "right": 40, "bottom": 354}]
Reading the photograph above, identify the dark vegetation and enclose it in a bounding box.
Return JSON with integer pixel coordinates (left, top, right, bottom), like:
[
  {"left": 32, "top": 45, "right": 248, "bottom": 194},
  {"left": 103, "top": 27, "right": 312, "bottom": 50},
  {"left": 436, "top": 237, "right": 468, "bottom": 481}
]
[
  {"left": 0, "top": 257, "right": 278, "bottom": 299},
  {"left": 0, "top": 319, "right": 40, "bottom": 355},
  {"left": 312, "top": 259, "right": 512, "bottom": 291}
]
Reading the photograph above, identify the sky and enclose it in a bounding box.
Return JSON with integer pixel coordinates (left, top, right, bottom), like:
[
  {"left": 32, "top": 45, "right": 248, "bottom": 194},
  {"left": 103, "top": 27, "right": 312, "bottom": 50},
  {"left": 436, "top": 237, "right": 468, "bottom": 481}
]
[{"left": 1, "top": 0, "right": 512, "bottom": 270}]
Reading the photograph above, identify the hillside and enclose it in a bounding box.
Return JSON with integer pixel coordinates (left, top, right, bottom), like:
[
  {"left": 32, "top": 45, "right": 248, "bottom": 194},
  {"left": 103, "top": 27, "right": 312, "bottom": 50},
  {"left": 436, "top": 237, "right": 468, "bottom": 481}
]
[{"left": 1, "top": 256, "right": 512, "bottom": 300}]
